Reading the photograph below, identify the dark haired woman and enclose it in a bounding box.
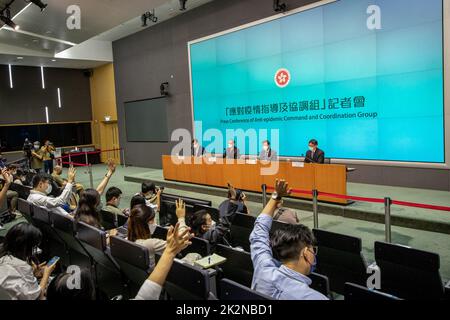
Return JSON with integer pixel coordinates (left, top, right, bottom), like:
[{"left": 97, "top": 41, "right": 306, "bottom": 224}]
[
  {"left": 127, "top": 204, "right": 166, "bottom": 268},
  {"left": 0, "top": 223, "right": 57, "bottom": 300}
]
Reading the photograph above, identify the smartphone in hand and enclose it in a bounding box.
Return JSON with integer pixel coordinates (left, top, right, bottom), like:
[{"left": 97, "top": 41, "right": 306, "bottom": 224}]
[{"left": 47, "top": 256, "right": 60, "bottom": 267}]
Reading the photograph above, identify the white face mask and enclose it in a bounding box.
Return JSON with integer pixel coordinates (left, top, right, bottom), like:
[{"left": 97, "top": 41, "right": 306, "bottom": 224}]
[
  {"left": 193, "top": 143, "right": 199, "bottom": 149},
  {"left": 211, "top": 220, "right": 216, "bottom": 228},
  {"left": 263, "top": 145, "right": 269, "bottom": 151},
  {"left": 309, "top": 146, "right": 314, "bottom": 152},
  {"left": 228, "top": 144, "right": 233, "bottom": 149},
  {"left": 45, "top": 184, "right": 52, "bottom": 195},
  {"left": 34, "top": 145, "right": 40, "bottom": 150}
]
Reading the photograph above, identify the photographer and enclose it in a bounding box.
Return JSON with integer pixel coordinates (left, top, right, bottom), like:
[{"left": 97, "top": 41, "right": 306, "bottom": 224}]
[
  {"left": 31, "top": 142, "right": 44, "bottom": 173},
  {"left": 41, "top": 140, "right": 55, "bottom": 174},
  {"left": 22, "top": 139, "right": 33, "bottom": 170},
  {"left": 218, "top": 182, "right": 250, "bottom": 225}
]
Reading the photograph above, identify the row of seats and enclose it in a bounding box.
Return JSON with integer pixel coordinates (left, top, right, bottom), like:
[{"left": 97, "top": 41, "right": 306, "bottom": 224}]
[
  {"left": 214, "top": 212, "right": 450, "bottom": 300},
  {"left": 17, "top": 195, "right": 450, "bottom": 300},
  {"left": 16, "top": 198, "right": 268, "bottom": 300}
]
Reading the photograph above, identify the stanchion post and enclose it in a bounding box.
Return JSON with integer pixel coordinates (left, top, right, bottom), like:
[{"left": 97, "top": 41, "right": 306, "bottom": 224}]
[
  {"left": 384, "top": 197, "right": 392, "bottom": 243},
  {"left": 261, "top": 184, "right": 267, "bottom": 208},
  {"left": 88, "top": 164, "right": 94, "bottom": 189},
  {"left": 68, "top": 153, "right": 72, "bottom": 164},
  {"left": 85, "top": 151, "right": 89, "bottom": 166},
  {"left": 122, "top": 149, "right": 126, "bottom": 168},
  {"left": 313, "top": 189, "right": 319, "bottom": 229}
]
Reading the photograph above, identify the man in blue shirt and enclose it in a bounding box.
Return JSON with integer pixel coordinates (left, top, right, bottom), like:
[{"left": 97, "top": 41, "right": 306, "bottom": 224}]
[{"left": 250, "top": 179, "right": 328, "bottom": 300}]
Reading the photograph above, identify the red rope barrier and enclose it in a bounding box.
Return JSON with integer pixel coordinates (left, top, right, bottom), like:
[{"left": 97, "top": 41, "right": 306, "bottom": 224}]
[
  {"left": 60, "top": 161, "right": 90, "bottom": 167},
  {"left": 392, "top": 200, "right": 450, "bottom": 212},
  {"left": 264, "top": 186, "right": 449, "bottom": 212},
  {"left": 56, "top": 148, "right": 123, "bottom": 160}
]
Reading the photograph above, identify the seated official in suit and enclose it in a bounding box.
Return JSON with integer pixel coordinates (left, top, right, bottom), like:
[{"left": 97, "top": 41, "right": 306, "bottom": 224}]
[
  {"left": 223, "top": 140, "right": 240, "bottom": 159},
  {"left": 259, "top": 140, "right": 278, "bottom": 161},
  {"left": 191, "top": 139, "right": 205, "bottom": 157},
  {"left": 304, "top": 139, "right": 325, "bottom": 164}
]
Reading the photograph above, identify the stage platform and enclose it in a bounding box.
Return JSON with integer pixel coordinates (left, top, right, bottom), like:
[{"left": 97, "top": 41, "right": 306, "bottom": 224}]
[{"left": 124, "top": 168, "right": 450, "bottom": 235}]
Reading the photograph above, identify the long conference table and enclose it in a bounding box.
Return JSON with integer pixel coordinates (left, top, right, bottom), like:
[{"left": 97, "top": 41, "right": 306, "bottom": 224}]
[{"left": 162, "top": 155, "right": 349, "bottom": 205}]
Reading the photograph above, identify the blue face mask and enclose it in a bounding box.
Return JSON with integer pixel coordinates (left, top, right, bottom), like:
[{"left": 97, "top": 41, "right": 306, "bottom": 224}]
[{"left": 306, "top": 249, "right": 317, "bottom": 274}]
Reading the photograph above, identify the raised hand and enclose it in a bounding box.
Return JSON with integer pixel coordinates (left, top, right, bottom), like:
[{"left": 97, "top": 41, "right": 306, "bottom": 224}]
[
  {"left": 175, "top": 199, "right": 186, "bottom": 219},
  {"left": 166, "top": 222, "right": 193, "bottom": 256}
]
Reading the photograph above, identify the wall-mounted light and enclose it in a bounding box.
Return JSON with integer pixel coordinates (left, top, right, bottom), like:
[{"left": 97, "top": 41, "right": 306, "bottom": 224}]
[
  {"left": 41, "top": 66, "right": 45, "bottom": 89},
  {"left": 8, "top": 64, "right": 13, "bottom": 88},
  {"left": 45, "top": 106, "right": 49, "bottom": 123},
  {"left": 57, "top": 88, "right": 62, "bottom": 108}
]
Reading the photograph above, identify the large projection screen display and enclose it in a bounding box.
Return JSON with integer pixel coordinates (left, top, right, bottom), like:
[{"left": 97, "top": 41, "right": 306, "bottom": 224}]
[
  {"left": 189, "top": 0, "right": 445, "bottom": 163},
  {"left": 124, "top": 97, "right": 169, "bottom": 142}
]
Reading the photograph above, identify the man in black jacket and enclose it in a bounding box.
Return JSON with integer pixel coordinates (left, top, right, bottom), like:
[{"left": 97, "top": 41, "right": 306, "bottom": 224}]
[
  {"left": 304, "top": 139, "right": 325, "bottom": 164},
  {"left": 191, "top": 139, "right": 205, "bottom": 157}
]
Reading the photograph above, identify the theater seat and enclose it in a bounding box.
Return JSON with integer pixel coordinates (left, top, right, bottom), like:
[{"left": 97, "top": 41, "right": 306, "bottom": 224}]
[
  {"left": 215, "top": 244, "right": 253, "bottom": 287},
  {"left": 230, "top": 213, "right": 256, "bottom": 252},
  {"left": 110, "top": 235, "right": 152, "bottom": 298},
  {"left": 219, "top": 278, "right": 272, "bottom": 300},
  {"left": 344, "top": 282, "right": 401, "bottom": 301},
  {"left": 17, "top": 198, "right": 33, "bottom": 223},
  {"left": 374, "top": 241, "right": 445, "bottom": 300},
  {"left": 313, "top": 229, "right": 368, "bottom": 294},
  {"left": 155, "top": 252, "right": 215, "bottom": 300},
  {"left": 310, "top": 272, "right": 331, "bottom": 299}
]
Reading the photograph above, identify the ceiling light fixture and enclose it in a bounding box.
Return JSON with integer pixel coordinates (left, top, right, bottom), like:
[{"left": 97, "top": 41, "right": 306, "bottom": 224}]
[
  {"left": 0, "top": 9, "right": 20, "bottom": 30},
  {"left": 27, "top": 0, "right": 48, "bottom": 12},
  {"left": 141, "top": 9, "right": 158, "bottom": 27},
  {"left": 179, "top": 0, "right": 187, "bottom": 11},
  {"left": 273, "top": 0, "right": 287, "bottom": 12}
]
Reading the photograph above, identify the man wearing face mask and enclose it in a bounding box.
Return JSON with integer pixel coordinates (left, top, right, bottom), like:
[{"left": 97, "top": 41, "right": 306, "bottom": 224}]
[
  {"left": 103, "top": 187, "right": 126, "bottom": 218},
  {"left": 249, "top": 179, "right": 328, "bottom": 300},
  {"left": 31, "top": 142, "right": 44, "bottom": 173},
  {"left": 191, "top": 139, "right": 205, "bottom": 157},
  {"left": 27, "top": 167, "right": 77, "bottom": 217},
  {"left": 304, "top": 139, "right": 325, "bottom": 164},
  {"left": 223, "top": 140, "right": 240, "bottom": 160},
  {"left": 259, "top": 140, "right": 278, "bottom": 162}
]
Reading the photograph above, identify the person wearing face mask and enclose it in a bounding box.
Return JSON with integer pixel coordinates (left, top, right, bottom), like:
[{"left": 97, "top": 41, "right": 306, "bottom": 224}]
[
  {"left": 103, "top": 187, "right": 126, "bottom": 220},
  {"left": 249, "top": 179, "right": 328, "bottom": 300},
  {"left": 191, "top": 139, "right": 205, "bottom": 157},
  {"left": 31, "top": 141, "right": 44, "bottom": 173},
  {"left": 259, "top": 140, "right": 278, "bottom": 162},
  {"left": 27, "top": 167, "right": 77, "bottom": 217},
  {"left": 304, "top": 139, "right": 325, "bottom": 164},
  {"left": 223, "top": 140, "right": 240, "bottom": 160},
  {"left": 0, "top": 222, "right": 57, "bottom": 300},
  {"left": 184, "top": 204, "right": 230, "bottom": 249}
]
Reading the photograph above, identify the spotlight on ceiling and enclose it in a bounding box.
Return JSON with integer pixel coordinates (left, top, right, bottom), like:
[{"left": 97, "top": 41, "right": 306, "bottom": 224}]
[
  {"left": 0, "top": 10, "right": 20, "bottom": 31},
  {"left": 273, "top": 0, "right": 287, "bottom": 12},
  {"left": 179, "top": 0, "right": 187, "bottom": 11},
  {"left": 160, "top": 82, "right": 169, "bottom": 96},
  {"left": 28, "top": 0, "right": 48, "bottom": 12},
  {"left": 141, "top": 9, "right": 158, "bottom": 27}
]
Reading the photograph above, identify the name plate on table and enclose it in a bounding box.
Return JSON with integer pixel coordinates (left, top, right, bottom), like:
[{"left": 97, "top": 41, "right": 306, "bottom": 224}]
[
  {"left": 246, "top": 159, "right": 257, "bottom": 165},
  {"left": 177, "top": 156, "right": 185, "bottom": 161},
  {"left": 292, "top": 162, "right": 304, "bottom": 168},
  {"left": 208, "top": 157, "right": 217, "bottom": 162}
]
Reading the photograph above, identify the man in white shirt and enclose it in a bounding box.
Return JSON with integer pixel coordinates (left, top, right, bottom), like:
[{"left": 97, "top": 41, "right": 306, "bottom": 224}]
[{"left": 27, "top": 166, "right": 76, "bottom": 216}]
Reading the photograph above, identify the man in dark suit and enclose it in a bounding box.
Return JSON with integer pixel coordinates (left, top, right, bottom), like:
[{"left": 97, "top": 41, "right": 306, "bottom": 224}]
[
  {"left": 304, "top": 139, "right": 325, "bottom": 164},
  {"left": 191, "top": 139, "right": 205, "bottom": 157},
  {"left": 223, "top": 140, "right": 240, "bottom": 159}
]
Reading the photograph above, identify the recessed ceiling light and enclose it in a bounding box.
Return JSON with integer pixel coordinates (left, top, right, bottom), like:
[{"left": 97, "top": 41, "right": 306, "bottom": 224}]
[
  {"left": 17, "top": 57, "right": 24, "bottom": 60},
  {"left": 51, "top": 59, "right": 57, "bottom": 62}
]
